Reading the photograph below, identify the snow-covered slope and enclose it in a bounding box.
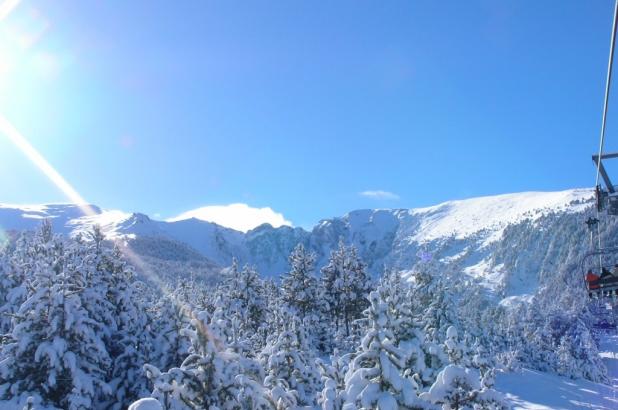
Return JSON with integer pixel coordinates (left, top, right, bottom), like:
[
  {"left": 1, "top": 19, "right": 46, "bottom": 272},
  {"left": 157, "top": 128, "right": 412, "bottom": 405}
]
[
  {"left": 0, "top": 189, "right": 596, "bottom": 297},
  {"left": 496, "top": 367, "right": 616, "bottom": 409},
  {"left": 493, "top": 331, "right": 618, "bottom": 409},
  {"left": 306, "top": 189, "right": 594, "bottom": 298},
  {"left": 0, "top": 204, "right": 106, "bottom": 234},
  {"left": 409, "top": 189, "right": 591, "bottom": 243}
]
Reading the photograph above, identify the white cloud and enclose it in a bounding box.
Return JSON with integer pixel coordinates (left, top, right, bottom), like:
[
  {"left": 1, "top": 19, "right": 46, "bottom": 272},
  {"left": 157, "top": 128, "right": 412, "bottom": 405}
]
[
  {"left": 359, "top": 190, "right": 400, "bottom": 200},
  {"left": 167, "top": 203, "right": 292, "bottom": 232}
]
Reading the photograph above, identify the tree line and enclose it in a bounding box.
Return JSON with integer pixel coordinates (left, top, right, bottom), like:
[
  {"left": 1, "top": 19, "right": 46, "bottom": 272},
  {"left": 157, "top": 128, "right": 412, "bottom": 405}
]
[{"left": 0, "top": 221, "right": 606, "bottom": 409}]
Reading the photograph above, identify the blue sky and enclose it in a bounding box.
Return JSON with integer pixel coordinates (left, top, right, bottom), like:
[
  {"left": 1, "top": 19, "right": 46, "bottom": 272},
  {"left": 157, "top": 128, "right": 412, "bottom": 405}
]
[{"left": 0, "top": 0, "right": 616, "bottom": 229}]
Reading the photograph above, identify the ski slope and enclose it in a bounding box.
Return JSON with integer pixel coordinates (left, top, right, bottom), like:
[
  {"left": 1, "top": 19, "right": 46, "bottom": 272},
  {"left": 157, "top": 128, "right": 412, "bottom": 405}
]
[
  {"left": 408, "top": 189, "right": 592, "bottom": 244},
  {"left": 496, "top": 332, "right": 618, "bottom": 409}
]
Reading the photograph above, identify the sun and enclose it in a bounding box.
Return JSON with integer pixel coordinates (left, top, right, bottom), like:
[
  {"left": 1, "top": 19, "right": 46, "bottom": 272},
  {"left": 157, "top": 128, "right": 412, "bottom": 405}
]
[
  {"left": 0, "top": 0, "right": 52, "bottom": 90},
  {"left": 0, "top": 0, "right": 20, "bottom": 21}
]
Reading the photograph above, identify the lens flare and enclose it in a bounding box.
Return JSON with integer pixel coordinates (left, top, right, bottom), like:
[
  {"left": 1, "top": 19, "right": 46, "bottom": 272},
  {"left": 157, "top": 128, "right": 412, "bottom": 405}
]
[
  {"left": 0, "top": 114, "right": 207, "bottom": 344},
  {"left": 0, "top": 115, "right": 97, "bottom": 216},
  {"left": 0, "top": 0, "right": 21, "bottom": 22}
]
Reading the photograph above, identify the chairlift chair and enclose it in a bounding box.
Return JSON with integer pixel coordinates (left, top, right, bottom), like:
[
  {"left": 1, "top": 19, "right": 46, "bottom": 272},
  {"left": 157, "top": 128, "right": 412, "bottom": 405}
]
[{"left": 582, "top": 247, "right": 618, "bottom": 298}]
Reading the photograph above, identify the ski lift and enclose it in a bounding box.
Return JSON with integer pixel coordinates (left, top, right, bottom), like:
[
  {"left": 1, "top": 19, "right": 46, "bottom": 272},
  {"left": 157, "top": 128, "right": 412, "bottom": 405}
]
[
  {"left": 591, "top": 0, "right": 618, "bottom": 217},
  {"left": 593, "top": 153, "right": 618, "bottom": 215},
  {"left": 581, "top": 247, "right": 618, "bottom": 298},
  {"left": 583, "top": 1, "right": 618, "bottom": 300}
]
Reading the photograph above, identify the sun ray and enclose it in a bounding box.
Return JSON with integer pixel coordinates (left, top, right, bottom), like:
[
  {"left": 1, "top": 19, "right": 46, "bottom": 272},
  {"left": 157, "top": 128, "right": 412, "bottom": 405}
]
[
  {"left": 0, "top": 0, "right": 21, "bottom": 22},
  {"left": 0, "top": 113, "right": 206, "bottom": 342},
  {"left": 0, "top": 115, "right": 97, "bottom": 216}
]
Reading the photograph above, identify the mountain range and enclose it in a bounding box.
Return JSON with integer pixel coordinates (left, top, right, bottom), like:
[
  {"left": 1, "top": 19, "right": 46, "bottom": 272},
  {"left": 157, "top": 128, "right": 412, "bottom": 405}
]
[{"left": 0, "top": 189, "right": 596, "bottom": 299}]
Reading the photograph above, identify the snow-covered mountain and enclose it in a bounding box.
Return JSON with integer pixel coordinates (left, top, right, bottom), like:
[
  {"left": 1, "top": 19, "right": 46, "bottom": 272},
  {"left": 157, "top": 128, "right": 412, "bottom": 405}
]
[{"left": 0, "top": 189, "right": 596, "bottom": 298}]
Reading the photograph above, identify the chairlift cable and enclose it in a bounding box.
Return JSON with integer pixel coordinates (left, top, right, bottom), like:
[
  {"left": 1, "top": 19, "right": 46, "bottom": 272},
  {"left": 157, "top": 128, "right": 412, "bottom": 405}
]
[
  {"left": 596, "top": 0, "right": 618, "bottom": 189},
  {"left": 594, "top": 0, "right": 618, "bottom": 268}
]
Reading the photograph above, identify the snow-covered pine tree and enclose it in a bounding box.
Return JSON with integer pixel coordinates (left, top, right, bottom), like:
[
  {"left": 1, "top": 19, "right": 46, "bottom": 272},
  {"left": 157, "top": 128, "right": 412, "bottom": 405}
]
[
  {"left": 470, "top": 304, "right": 506, "bottom": 362},
  {"left": 104, "top": 244, "right": 153, "bottom": 409},
  {"left": 261, "top": 277, "right": 285, "bottom": 348},
  {"left": 317, "top": 353, "right": 349, "bottom": 410},
  {"left": 217, "top": 260, "right": 269, "bottom": 354},
  {"left": 261, "top": 314, "right": 321, "bottom": 408},
  {"left": 378, "top": 271, "right": 428, "bottom": 390},
  {"left": 444, "top": 326, "right": 470, "bottom": 367},
  {"left": 77, "top": 227, "right": 116, "bottom": 345},
  {"left": 424, "top": 362, "right": 513, "bottom": 410},
  {"left": 471, "top": 340, "right": 497, "bottom": 392},
  {"left": 406, "top": 269, "right": 455, "bottom": 388},
  {"left": 556, "top": 334, "right": 575, "bottom": 378},
  {"left": 151, "top": 291, "right": 192, "bottom": 372},
  {"left": 416, "top": 280, "right": 456, "bottom": 345},
  {"left": 281, "top": 243, "right": 319, "bottom": 322},
  {"left": 0, "top": 242, "right": 27, "bottom": 336},
  {"left": 340, "top": 244, "right": 371, "bottom": 339},
  {"left": 72, "top": 227, "right": 148, "bottom": 410},
  {"left": 343, "top": 291, "right": 427, "bottom": 410},
  {"left": 142, "top": 311, "right": 272, "bottom": 410},
  {"left": 555, "top": 320, "right": 608, "bottom": 382},
  {"left": 320, "top": 240, "right": 371, "bottom": 340},
  {"left": 0, "top": 250, "right": 9, "bottom": 334},
  {"left": 0, "top": 223, "right": 112, "bottom": 409},
  {"left": 235, "top": 263, "right": 268, "bottom": 332},
  {"left": 421, "top": 325, "right": 510, "bottom": 410}
]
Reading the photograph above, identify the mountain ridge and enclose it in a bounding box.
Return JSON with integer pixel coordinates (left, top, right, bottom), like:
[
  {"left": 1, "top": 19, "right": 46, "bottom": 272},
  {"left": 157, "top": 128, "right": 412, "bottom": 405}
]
[{"left": 0, "top": 188, "right": 596, "bottom": 299}]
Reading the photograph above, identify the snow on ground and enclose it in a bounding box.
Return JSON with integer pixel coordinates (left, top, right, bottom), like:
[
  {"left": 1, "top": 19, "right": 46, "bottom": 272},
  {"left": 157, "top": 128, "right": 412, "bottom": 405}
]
[
  {"left": 496, "top": 331, "right": 618, "bottom": 410},
  {"left": 409, "top": 189, "right": 592, "bottom": 244},
  {"left": 128, "top": 398, "right": 163, "bottom": 410},
  {"left": 496, "top": 369, "right": 617, "bottom": 409},
  {"left": 0, "top": 203, "right": 102, "bottom": 235},
  {"left": 463, "top": 258, "right": 504, "bottom": 288},
  {"left": 68, "top": 209, "right": 134, "bottom": 238},
  {"left": 599, "top": 332, "right": 618, "bottom": 407}
]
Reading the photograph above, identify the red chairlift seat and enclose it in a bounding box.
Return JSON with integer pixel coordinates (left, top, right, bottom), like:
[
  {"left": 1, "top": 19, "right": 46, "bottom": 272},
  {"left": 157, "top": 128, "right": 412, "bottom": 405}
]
[
  {"left": 582, "top": 247, "right": 618, "bottom": 298},
  {"left": 587, "top": 275, "right": 618, "bottom": 298}
]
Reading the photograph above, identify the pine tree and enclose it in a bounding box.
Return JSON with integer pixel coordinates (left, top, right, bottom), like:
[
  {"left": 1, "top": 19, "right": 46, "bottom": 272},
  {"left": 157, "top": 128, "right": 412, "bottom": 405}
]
[
  {"left": 262, "top": 315, "right": 321, "bottom": 408},
  {"left": 418, "top": 284, "right": 456, "bottom": 345},
  {"left": 143, "top": 312, "right": 272, "bottom": 410},
  {"left": 151, "top": 292, "right": 192, "bottom": 371},
  {"left": 105, "top": 245, "right": 152, "bottom": 409},
  {"left": 217, "top": 260, "right": 268, "bottom": 353},
  {"left": 378, "top": 271, "right": 428, "bottom": 389},
  {"left": 444, "top": 326, "right": 469, "bottom": 367},
  {"left": 421, "top": 325, "right": 509, "bottom": 410},
  {"left": 472, "top": 341, "right": 497, "bottom": 392},
  {"left": 0, "top": 223, "right": 112, "bottom": 409},
  {"left": 0, "top": 244, "right": 27, "bottom": 335},
  {"left": 317, "top": 353, "right": 349, "bottom": 410},
  {"left": 343, "top": 291, "right": 426, "bottom": 410},
  {"left": 320, "top": 240, "right": 371, "bottom": 339},
  {"left": 78, "top": 227, "right": 116, "bottom": 347},
  {"left": 72, "top": 228, "right": 148, "bottom": 410},
  {"left": 280, "top": 243, "right": 319, "bottom": 321},
  {"left": 555, "top": 321, "right": 608, "bottom": 382}
]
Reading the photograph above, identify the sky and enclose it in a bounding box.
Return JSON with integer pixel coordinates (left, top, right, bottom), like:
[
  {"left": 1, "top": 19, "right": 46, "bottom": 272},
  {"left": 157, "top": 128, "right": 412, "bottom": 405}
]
[{"left": 0, "top": 0, "right": 617, "bottom": 230}]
